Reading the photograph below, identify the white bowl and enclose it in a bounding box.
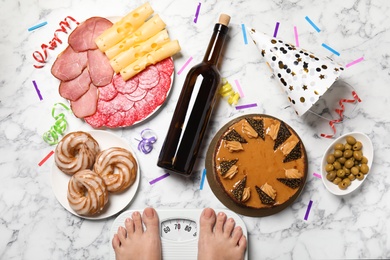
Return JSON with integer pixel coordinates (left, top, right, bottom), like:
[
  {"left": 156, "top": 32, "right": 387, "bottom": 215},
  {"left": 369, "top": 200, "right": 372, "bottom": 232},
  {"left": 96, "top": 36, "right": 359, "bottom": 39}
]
[{"left": 321, "top": 132, "right": 374, "bottom": 196}]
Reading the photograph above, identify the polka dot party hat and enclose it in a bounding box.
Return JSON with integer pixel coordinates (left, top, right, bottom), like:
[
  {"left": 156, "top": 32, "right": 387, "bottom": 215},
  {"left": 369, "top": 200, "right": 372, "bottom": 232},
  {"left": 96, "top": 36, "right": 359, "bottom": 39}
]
[{"left": 248, "top": 28, "right": 344, "bottom": 116}]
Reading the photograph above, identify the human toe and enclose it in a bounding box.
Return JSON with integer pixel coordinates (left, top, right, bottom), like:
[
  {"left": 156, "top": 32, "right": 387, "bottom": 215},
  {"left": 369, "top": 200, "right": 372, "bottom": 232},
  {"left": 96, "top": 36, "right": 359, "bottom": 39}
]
[
  {"left": 199, "top": 208, "right": 216, "bottom": 234},
  {"left": 142, "top": 207, "right": 159, "bottom": 233},
  {"left": 215, "top": 212, "right": 227, "bottom": 234},
  {"left": 223, "top": 218, "right": 236, "bottom": 237},
  {"left": 132, "top": 211, "right": 144, "bottom": 234}
]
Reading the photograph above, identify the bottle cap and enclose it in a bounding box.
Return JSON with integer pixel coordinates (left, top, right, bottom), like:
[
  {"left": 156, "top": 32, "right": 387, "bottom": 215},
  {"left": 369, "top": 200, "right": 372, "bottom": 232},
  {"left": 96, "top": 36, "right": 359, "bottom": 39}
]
[{"left": 219, "top": 14, "right": 230, "bottom": 26}]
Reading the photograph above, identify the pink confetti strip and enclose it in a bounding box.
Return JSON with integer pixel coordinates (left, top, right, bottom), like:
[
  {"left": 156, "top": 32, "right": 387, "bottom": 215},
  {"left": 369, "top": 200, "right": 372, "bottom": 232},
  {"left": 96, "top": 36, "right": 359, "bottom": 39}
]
[
  {"left": 345, "top": 57, "right": 364, "bottom": 68},
  {"left": 234, "top": 79, "right": 244, "bottom": 98},
  {"left": 313, "top": 173, "right": 322, "bottom": 179},
  {"left": 235, "top": 103, "right": 257, "bottom": 110},
  {"left": 294, "top": 26, "right": 299, "bottom": 47},
  {"left": 177, "top": 56, "right": 193, "bottom": 75},
  {"left": 194, "top": 2, "right": 201, "bottom": 23},
  {"left": 149, "top": 173, "right": 170, "bottom": 185},
  {"left": 273, "top": 22, "right": 280, "bottom": 37},
  {"left": 32, "top": 80, "right": 43, "bottom": 100},
  {"left": 38, "top": 150, "right": 54, "bottom": 166},
  {"left": 304, "top": 200, "right": 313, "bottom": 220}
]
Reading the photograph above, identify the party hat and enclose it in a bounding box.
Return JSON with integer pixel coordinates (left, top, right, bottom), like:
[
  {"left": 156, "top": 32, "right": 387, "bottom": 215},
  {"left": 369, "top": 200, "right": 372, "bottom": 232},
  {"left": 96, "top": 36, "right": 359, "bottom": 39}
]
[{"left": 248, "top": 28, "right": 344, "bottom": 116}]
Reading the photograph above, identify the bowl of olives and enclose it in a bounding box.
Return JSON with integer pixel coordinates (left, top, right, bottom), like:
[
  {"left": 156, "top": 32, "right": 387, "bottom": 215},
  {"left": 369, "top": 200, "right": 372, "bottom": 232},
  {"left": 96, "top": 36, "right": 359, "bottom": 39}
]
[{"left": 321, "top": 132, "right": 373, "bottom": 196}]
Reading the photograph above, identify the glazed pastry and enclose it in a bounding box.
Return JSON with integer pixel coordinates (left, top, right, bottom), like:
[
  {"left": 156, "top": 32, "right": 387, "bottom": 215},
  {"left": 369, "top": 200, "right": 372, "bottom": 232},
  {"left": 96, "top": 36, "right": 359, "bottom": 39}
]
[
  {"left": 67, "top": 170, "right": 108, "bottom": 216},
  {"left": 55, "top": 131, "right": 100, "bottom": 175},
  {"left": 93, "top": 147, "right": 138, "bottom": 193}
]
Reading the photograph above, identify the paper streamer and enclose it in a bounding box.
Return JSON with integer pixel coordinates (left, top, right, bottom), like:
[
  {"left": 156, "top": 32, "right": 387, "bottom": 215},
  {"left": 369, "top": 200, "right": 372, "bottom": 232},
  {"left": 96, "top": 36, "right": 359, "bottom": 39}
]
[
  {"left": 194, "top": 2, "right": 201, "bottom": 23},
  {"left": 199, "top": 168, "right": 206, "bottom": 190},
  {"left": 322, "top": 43, "right": 340, "bottom": 56},
  {"left": 305, "top": 16, "right": 321, "bottom": 32},
  {"left": 149, "top": 173, "right": 170, "bottom": 185},
  {"left": 43, "top": 103, "right": 72, "bottom": 145},
  {"left": 304, "top": 200, "right": 313, "bottom": 220},
  {"left": 177, "top": 56, "right": 193, "bottom": 75},
  {"left": 38, "top": 150, "right": 54, "bottom": 166},
  {"left": 28, "top": 21, "right": 48, "bottom": 31},
  {"left": 320, "top": 91, "right": 361, "bottom": 138},
  {"left": 136, "top": 128, "right": 157, "bottom": 154}
]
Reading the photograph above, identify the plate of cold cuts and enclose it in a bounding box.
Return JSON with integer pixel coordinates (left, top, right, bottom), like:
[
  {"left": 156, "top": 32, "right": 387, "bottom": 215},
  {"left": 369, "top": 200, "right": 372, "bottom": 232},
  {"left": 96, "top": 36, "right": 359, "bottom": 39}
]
[{"left": 51, "top": 16, "right": 175, "bottom": 129}]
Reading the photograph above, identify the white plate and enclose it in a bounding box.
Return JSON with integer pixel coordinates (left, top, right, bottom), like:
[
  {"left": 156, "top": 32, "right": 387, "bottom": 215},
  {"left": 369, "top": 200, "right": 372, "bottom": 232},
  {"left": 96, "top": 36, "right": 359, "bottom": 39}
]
[
  {"left": 51, "top": 130, "right": 140, "bottom": 219},
  {"left": 321, "top": 132, "right": 373, "bottom": 196}
]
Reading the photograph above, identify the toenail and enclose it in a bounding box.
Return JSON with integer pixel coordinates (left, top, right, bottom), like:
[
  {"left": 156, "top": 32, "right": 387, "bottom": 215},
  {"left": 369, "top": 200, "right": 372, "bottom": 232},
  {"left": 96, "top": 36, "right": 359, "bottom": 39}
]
[
  {"left": 125, "top": 218, "right": 131, "bottom": 223},
  {"left": 132, "top": 211, "right": 140, "bottom": 218},
  {"left": 203, "top": 208, "right": 213, "bottom": 219},
  {"left": 144, "top": 208, "right": 154, "bottom": 218}
]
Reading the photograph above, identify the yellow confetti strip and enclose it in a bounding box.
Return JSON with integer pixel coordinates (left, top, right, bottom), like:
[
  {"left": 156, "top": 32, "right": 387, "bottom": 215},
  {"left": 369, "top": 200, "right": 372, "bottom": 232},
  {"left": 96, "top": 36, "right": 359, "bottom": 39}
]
[
  {"left": 43, "top": 103, "right": 72, "bottom": 145},
  {"left": 219, "top": 78, "right": 240, "bottom": 105}
]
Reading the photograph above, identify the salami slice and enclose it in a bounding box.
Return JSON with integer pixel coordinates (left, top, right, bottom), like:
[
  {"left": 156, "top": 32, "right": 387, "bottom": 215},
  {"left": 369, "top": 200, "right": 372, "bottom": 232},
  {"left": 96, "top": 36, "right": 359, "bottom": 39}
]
[
  {"left": 70, "top": 83, "right": 98, "bottom": 118},
  {"left": 138, "top": 65, "right": 160, "bottom": 90},
  {"left": 84, "top": 110, "right": 107, "bottom": 128},
  {"left": 98, "top": 82, "right": 118, "bottom": 101},
  {"left": 105, "top": 112, "right": 125, "bottom": 128},
  {"left": 125, "top": 87, "right": 147, "bottom": 102},
  {"left": 155, "top": 57, "right": 174, "bottom": 76},
  {"left": 111, "top": 94, "right": 135, "bottom": 111},
  {"left": 51, "top": 46, "right": 88, "bottom": 81},
  {"left": 113, "top": 74, "right": 139, "bottom": 94},
  {"left": 59, "top": 68, "right": 91, "bottom": 101}
]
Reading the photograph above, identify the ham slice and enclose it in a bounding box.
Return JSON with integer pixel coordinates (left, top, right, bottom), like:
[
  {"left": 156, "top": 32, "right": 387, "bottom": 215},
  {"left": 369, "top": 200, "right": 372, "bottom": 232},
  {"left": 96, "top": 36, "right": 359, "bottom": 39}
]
[
  {"left": 59, "top": 68, "right": 91, "bottom": 101},
  {"left": 88, "top": 49, "right": 114, "bottom": 87},
  {"left": 70, "top": 83, "right": 98, "bottom": 118},
  {"left": 68, "top": 17, "right": 113, "bottom": 52},
  {"left": 51, "top": 46, "right": 88, "bottom": 81}
]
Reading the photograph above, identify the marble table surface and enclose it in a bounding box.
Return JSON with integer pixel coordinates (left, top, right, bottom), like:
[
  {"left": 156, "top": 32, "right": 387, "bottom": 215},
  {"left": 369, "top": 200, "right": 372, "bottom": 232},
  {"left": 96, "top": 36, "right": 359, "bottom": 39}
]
[{"left": 1, "top": 0, "right": 390, "bottom": 259}]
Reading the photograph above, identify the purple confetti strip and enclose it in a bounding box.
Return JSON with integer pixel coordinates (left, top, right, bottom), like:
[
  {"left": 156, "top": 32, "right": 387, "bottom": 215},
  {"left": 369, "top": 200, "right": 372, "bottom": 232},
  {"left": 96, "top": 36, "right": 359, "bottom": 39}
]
[
  {"left": 149, "top": 173, "right": 170, "bottom": 185},
  {"left": 304, "top": 200, "right": 313, "bottom": 220},
  {"left": 235, "top": 103, "right": 258, "bottom": 110},
  {"left": 194, "top": 2, "right": 201, "bottom": 23},
  {"left": 273, "top": 22, "right": 280, "bottom": 37},
  {"left": 32, "top": 80, "right": 43, "bottom": 100}
]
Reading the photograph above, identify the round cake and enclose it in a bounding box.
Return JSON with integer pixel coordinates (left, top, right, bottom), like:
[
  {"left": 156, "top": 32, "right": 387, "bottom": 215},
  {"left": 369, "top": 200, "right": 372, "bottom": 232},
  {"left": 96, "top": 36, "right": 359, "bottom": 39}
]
[{"left": 207, "top": 114, "right": 307, "bottom": 216}]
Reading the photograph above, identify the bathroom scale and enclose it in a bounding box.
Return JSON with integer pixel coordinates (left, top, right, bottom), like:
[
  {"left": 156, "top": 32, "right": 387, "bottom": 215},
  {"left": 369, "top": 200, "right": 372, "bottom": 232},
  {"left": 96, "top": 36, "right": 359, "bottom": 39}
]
[{"left": 109, "top": 208, "right": 248, "bottom": 260}]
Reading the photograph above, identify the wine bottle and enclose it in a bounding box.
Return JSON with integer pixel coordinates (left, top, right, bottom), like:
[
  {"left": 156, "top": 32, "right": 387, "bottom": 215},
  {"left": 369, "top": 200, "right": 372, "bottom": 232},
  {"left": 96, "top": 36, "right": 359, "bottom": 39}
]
[{"left": 157, "top": 14, "right": 230, "bottom": 176}]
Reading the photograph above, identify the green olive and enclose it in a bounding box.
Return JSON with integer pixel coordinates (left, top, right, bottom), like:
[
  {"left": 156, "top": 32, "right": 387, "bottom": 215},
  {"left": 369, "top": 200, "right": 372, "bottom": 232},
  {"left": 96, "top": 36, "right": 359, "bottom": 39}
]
[
  {"left": 346, "top": 136, "right": 357, "bottom": 145},
  {"left": 353, "top": 141, "right": 363, "bottom": 151},
  {"left": 338, "top": 181, "right": 348, "bottom": 190},
  {"left": 356, "top": 172, "right": 364, "bottom": 180},
  {"left": 348, "top": 174, "right": 356, "bottom": 181},
  {"left": 351, "top": 166, "right": 359, "bottom": 175},
  {"left": 333, "top": 161, "right": 342, "bottom": 170},
  {"left": 325, "top": 163, "right": 334, "bottom": 172},
  {"left": 344, "top": 143, "right": 352, "bottom": 150},
  {"left": 361, "top": 156, "right": 368, "bottom": 164},
  {"left": 327, "top": 154, "right": 336, "bottom": 164},
  {"left": 338, "top": 157, "right": 347, "bottom": 164},
  {"left": 336, "top": 169, "right": 346, "bottom": 178},
  {"left": 334, "top": 143, "right": 345, "bottom": 151},
  {"left": 353, "top": 151, "right": 363, "bottom": 161},
  {"left": 343, "top": 150, "right": 353, "bottom": 158},
  {"left": 360, "top": 164, "right": 369, "bottom": 174},
  {"left": 344, "top": 159, "right": 354, "bottom": 169},
  {"left": 343, "top": 178, "right": 351, "bottom": 186},
  {"left": 326, "top": 171, "right": 337, "bottom": 181},
  {"left": 343, "top": 166, "right": 351, "bottom": 175},
  {"left": 333, "top": 177, "right": 342, "bottom": 185},
  {"left": 334, "top": 150, "right": 343, "bottom": 158}
]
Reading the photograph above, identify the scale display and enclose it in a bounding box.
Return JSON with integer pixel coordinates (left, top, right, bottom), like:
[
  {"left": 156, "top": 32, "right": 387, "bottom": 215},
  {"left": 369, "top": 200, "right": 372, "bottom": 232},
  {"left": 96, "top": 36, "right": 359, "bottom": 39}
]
[{"left": 110, "top": 208, "right": 248, "bottom": 260}]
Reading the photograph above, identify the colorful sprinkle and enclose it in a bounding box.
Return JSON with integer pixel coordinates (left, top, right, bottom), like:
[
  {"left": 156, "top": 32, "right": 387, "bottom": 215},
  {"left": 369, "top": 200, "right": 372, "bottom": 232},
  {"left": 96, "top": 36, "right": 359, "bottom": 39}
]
[
  {"left": 38, "top": 150, "right": 54, "bottom": 166},
  {"left": 32, "top": 80, "right": 43, "bottom": 101},
  {"left": 345, "top": 57, "right": 364, "bottom": 68},
  {"left": 321, "top": 91, "right": 361, "bottom": 138},
  {"left": 305, "top": 16, "right": 321, "bottom": 32},
  {"left": 294, "top": 26, "right": 299, "bottom": 47},
  {"left": 234, "top": 79, "right": 244, "bottom": 98},
  {"left": 177, "top": 56, "right": 193, "bottom": 75},
  {"left": 273, "top": 22, "right": 280, "bottom": 37},
  {"left": 194, "top": 2, "right": 201, "bottom": 23},
  {"left": 200, "top": 168, "right": 206, "bottom": 190},
  {"left": 313, "top": 173, "right": 322, "bottom": 179},
  {"left": 304, "top": 200, "right": 313, "bottom": 220},
  {"left": 235, "top": 103, "right": 257, "bottom": 110},
  {"left": 321, "top": 43, "right": 340, "bottom": 56},
  {"left": 28, "top": 21, "right": 48, "bottom": 31},
  {"left": 136, "top": 128, "right": 157, "bottom": 154},
  {"left": 149, "top": 173, "right": 170, "bottom": 185},
  {"left": 241, "top": 24, "right": 248, "bottom": 45}
]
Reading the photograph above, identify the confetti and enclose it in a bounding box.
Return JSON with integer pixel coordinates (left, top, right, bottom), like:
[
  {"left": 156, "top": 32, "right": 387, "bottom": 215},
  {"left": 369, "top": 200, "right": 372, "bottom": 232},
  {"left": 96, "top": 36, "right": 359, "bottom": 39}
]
[
  {"left": 149, "top": 173, "right": 170, "bottom": 185},
  {"left": 241, "top": 24, "right": 248, "bottom": 45},
  {"left": 294, "top": 26, "right": 299, "bottom": 47},
  {"left": 136, "top": 128, "right": 157, "bottom": 154},
  {"left": 321, "top": 91, "right": 361, "bottom": 138},
  {"left": 194, "top": 2, "right": 201, "bottom": 23},
  {"left": 313, "top": 173, "right": 322, "bottom": 179},
  {"left": 177, "top": 56, "right": 193, "bottom": 75},
  {"left": 304, "top": 200, "right": 313, "bottom": 220},
  {"left": 234, "top": 79, "right": 244, "bottom": 98},
  {"left": 305, "top": 16, "right": 321, "bottom": 32},
  {"left": 28, "top": 21, "right": 48, "bottom": 31},
  {"left": 32, "top": 80, "right": 43, "bottom": 101},
  {"left": 273, "top": 22, "right": 280, "bottom": 37},
  {"left": 200, "top": 168, "right": 206, "bottom": 190},
  {"left": 235, "top": 103, "right": 257, "bottom": 110},
  {"left": 345, "top": 57, "right": 364, "bottom": 68},
  {"left": 38, "top": 150, "right": 54, "bottom": 166},
  {"left": 322, "top": 43, "right": 340, "bottom": 56}
]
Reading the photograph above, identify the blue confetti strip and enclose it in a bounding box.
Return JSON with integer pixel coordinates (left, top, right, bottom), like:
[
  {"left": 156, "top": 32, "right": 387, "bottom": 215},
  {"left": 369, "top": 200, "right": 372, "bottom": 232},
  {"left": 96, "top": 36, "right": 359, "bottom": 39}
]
[
  {"left": 305, "top": 16, "right": 321, "bottom": 32},
  {"left": 321, "top": 43, "right": 340, "bottom": 56},
  {"left": 241, "top": 24, "right": 248, "bottom": 45},
  {"left": 199, "top": 168, "right": 206, "bottom": 190}
]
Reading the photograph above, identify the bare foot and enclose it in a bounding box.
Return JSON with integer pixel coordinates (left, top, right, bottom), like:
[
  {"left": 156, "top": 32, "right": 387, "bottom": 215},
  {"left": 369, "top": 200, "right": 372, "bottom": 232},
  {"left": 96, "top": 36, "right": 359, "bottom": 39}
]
[
  {"left": 198, "top": 208, "right": 247, "bottom": 260},
  {"left": 112, "top": 207, "right": 162, "bottom": 260}
]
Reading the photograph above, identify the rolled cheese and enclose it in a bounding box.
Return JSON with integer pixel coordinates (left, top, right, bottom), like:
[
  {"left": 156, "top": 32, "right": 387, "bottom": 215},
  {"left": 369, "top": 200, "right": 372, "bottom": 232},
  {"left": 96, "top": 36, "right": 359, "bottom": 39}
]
[
  {"left": 95, "top": 2, "right": 154, "bottom": 52},
  {"left": 110, "top": 29, "right": 170, "bottom": 73},
  {"left": 105, "top": 14, "right": 166, "bottom": 60},
  {"left": 120, "top": 40, "right": 181, "bottom": 81}
]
